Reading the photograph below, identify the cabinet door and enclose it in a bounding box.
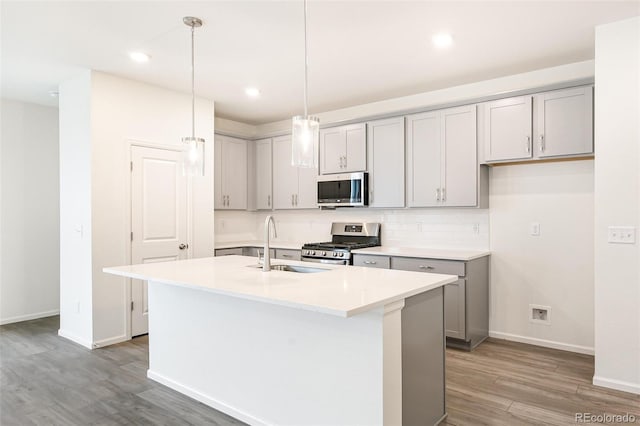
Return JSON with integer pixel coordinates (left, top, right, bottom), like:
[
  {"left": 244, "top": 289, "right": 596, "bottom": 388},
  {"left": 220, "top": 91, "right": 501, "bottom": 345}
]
[
  {"left": 444, "top": 279, "right": 466, "bottom": 340},
  {"left": 353, "top": 254, "right": 390, "bottom": 269},
  {"left": 215, "top": 248, "right": 244, "bottom": 256},
  {"left": 319, "top": 127, "right": 343, "bottom": 174},
  {"left": 443, "top": 105, "right": 477, "bottom": 207},
  {"left": 367, "top": 117, "right": 405, "bottom": 208},
  {"left": 535, "top": 86, "right": 593, "bottom": 158},
  {"left": 255, "top": 138, "right": 273, "bottom": 210},
  {"left": 272, "top": 135, "right": 299, "bottom": 209},
  {"left": 296, "top": 165, "right": 318, "bottom": 209},
  {"left": 275, "top": 249, "right": 301, "bottom": 261},
  {"left": 222, "top": 137, "right": 248, "bottom": 210},
  {"left": 343, "top": 123, "right": 366, "bottom": 172},
  {"left": 406, "top": 111, "right": 441, "bottom": 207},
  {"left": 484, "top": 96, "right": 533, "bottom": 162},
  {"left": 214, "top": 135, "right": 224, "bottom": 209}
]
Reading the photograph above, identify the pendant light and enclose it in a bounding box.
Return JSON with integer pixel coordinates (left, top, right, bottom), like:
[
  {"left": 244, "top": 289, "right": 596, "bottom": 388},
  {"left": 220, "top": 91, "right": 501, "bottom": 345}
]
[
  {"left": 182, "top": 16, "right": 205, "bottom": 177},
  {"left": 291, "top": 0, "right": 319, "bottom": 168}
]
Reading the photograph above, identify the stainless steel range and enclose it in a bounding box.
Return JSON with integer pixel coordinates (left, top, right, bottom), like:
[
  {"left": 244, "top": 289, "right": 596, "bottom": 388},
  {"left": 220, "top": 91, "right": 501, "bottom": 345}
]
[{"left": 301, "top": 222, "right": 381, "bottom": 265}]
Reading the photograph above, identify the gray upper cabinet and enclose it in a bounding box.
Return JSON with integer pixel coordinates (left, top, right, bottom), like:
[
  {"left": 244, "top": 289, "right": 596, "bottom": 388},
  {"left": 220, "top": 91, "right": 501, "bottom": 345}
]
[
  {"left": 482, "top": 85, "right": 594, "bottom": 164},
  {"left": 407, "top": 105, "right": 478, "bottom": 207},
  {"left": 319, "top": 123, "right": 366, "bottom": 175},
  {"left": 255, "top": 138, "right": 273, "bottom": 210},
  {"left": 483, "top": 96, "right": 533, "bottom": 162},
  {"left": 272, "top": 135, "right": 318, "bottom": 210},
  {"left": 214, "top": 134, "right": 248, "bottom": 210},
  {"left": 534, "top": 86, "right": 593, "bottom": 158},
  {"left": 367, "top": 117, "right": 405, "bottom": 208}
]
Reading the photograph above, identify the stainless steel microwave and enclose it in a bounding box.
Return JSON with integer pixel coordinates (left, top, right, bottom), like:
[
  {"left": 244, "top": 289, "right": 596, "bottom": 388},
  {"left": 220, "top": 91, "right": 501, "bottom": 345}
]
[{"left": 317, "top": 172, "right": 368, "bottom": 207}]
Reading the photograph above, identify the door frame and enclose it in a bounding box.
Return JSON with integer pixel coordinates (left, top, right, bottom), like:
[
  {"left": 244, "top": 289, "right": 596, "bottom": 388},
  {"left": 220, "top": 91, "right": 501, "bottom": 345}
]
[{"left": 124, "top": 139, "right": 194, "bottom": 339}]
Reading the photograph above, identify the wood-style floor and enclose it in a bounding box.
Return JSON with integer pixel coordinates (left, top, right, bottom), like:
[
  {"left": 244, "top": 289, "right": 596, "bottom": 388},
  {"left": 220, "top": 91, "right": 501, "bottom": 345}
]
[{"left": 2, "top": 316, "right": 639, "bottom": 425}]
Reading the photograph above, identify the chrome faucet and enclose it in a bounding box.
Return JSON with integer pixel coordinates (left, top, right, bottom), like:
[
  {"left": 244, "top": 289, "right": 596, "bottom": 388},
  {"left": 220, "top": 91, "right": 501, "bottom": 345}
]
[{"left": 263, "top": 215, "right": 278, "bottom": 272}]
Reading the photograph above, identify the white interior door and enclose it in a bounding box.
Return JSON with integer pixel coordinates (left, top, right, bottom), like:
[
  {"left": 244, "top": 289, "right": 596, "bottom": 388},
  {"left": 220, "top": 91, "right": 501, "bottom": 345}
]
[{"left": 131, "top": 145, "right": 188, "bottom": 336}]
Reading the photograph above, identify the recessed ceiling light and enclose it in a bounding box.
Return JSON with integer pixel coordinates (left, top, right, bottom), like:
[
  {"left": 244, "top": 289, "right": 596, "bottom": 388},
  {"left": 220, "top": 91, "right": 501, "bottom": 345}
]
[
  {"left": 129, "top": 51, "right": 151, "bottom": 63},
  {"left": 245, "top": 87, "right": 261, "bottom": 98},
  {"left": 432, "top": 33, "right": 453, "bottom": 49}
]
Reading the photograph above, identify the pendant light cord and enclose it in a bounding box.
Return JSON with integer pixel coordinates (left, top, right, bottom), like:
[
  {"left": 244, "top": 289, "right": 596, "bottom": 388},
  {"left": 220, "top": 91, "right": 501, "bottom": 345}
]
[
  {"left": 190, "top": 24, "right": 196, "bottom": 139},
  {"left": 303, "top": 0, "right": 309, "bottom": 118}
]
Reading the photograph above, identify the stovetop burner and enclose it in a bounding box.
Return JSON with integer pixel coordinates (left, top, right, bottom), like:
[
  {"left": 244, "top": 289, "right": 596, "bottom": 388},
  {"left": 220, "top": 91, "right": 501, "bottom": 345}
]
[
  {"left": 301, "top": 222, "right": 382, "bottom": 264},
  {"left": 302, "top": 241, "right": 379, "bottom": 251}
]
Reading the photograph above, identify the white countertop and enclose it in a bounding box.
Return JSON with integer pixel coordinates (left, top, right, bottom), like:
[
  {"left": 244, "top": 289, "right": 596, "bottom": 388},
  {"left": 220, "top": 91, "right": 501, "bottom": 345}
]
[
  {"left": 215, "top": 240, "right": 303, "bottom": 250},
  {"left": 352, "top": 246, "right": 491, "bottom": 261},
  {"left": 104, "top": 256, "right": 457, "bottom": 318}
]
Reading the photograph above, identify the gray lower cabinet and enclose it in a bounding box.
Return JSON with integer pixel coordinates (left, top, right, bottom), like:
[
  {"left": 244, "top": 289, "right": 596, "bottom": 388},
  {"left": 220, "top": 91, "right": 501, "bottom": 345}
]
[
  {"left": 241, "top": 246, "right": 275, "bottom": 259},
  {"left": 352, "top": 254, "right": 390, "bottom": 268},
  {"left": 352, "top": 252, "right": 490, "bottom": 350},
  {"left": 275, "top": 248, "right": 301, "bottom": 261},
  {"left": 214, "top": 247, "right": 244, "bottom": 256}
]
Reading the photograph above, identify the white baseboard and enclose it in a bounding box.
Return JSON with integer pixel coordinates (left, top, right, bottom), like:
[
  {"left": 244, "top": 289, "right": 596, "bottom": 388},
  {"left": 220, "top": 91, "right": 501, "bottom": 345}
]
[
  {"left": 92, "top": 334, "right": 129, "bottom": 349},
  {"left": 489, "top": 330, "right": 594, "bottom": 355},
  {"left": 593, "top": 376, "right": 640, "bottom": 395},
  {"left": 147, "top": 370, "right": 268, "bottom": 426},
  {"left": 57, "top": 328, "right": 93, "bottom": 349},
  {"left": 1, "top": 309, "right": 59, "bottom": 325}
]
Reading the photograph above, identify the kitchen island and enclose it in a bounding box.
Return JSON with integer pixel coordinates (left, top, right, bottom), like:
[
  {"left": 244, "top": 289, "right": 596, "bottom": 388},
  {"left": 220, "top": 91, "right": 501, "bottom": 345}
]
[{"left": 104, "top": 255, "right": 458, "bottom": 426}]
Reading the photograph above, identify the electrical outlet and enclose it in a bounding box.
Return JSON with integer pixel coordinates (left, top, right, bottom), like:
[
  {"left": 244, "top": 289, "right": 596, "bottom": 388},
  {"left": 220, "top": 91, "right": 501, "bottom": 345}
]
[
  {"left": 472, "top": 223, "right": 480, "bottom": 234},
  {"left": 530, "top": 222, "right": 540, "bottom": 236},
  {"left": 529, "top": 304, "right": 551, "bottom": 325},
  {"left": 608, "top": 226, "right": 636, "bottom": 244}
]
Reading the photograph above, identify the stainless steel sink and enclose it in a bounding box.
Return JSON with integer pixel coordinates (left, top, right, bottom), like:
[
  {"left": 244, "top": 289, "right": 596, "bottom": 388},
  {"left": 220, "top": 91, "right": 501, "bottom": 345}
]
[{"left": 247, "top": 264, "right": 329, "bottom": 273}]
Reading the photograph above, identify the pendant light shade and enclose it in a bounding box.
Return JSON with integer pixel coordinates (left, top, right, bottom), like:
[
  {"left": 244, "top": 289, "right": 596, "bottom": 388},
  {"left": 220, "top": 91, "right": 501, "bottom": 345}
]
[
  {"left": 291, "top": 0, "right": 318, "bottom": 168},
  {"left": 291, "top": 115, "right": 319, "bottom": 167},
  {"left": 182, "top": 16, "right": 205, "bottom": 177}
]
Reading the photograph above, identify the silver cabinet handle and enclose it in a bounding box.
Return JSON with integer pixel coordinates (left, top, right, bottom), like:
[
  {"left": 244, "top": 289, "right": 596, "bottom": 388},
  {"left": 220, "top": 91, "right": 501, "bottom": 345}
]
[
  {"left": 441, "top": 187, "right": 446, "bottom": 202},
  {"left": 267, "top": 195, "right": 271, "bottom": 207},
  {"left": 364, "top": 260, "right": 377, "bottom": 265},
  {"left": 436, "top": 188, "right": 441, "bottom": 201},
  {"left": 539, "top": 135, "right": 545, "bottom": 152},
  {"left": 526, "top": 136, "right": 531, "bottom": 153},
  {"left": 419, "top": 265, "right": 435, "bottom": 270},
  {"left": 281, "top": 254, "right": 293, "bottom": 258},
  {"left": 295, "top": 194, "right": 298, "bottom": 206},
  {"left": 343, "top": 156, "right": 347, "bottom": 168},
  {"left": 291, "top": 194, "right": 294, "bottom": 206},
  {"left": 227, "top": 195, "right": 230, "bottom": 206}
]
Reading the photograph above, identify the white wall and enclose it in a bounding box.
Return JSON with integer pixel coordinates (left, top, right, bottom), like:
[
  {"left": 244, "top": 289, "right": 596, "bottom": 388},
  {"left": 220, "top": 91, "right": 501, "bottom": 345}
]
[
  {"left": 0, "top": 99, "right": 60, "bottom": 325},
  {"left": 58, "top": 71, "right": 215, "bottom": 348},
  {"left": 593, "top": 17, "right": 640, "bottom": 395},
  {"left": 489, "top": 161, "right": 595, "bottom": 354},
  {"left": 58, "top": 71, "right": 94, "bottom": 346}
]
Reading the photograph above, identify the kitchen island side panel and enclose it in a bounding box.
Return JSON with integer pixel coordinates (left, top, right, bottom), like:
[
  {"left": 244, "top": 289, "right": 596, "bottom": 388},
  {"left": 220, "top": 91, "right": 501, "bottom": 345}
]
[{"left": 147, "top": 280, "right": 385, "bottom": 426}]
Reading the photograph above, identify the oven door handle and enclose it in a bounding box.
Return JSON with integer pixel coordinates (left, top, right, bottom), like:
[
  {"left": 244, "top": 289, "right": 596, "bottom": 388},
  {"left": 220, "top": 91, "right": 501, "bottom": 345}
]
[{"left": 301, "top": 257, "right": 348, "bottom": 265}]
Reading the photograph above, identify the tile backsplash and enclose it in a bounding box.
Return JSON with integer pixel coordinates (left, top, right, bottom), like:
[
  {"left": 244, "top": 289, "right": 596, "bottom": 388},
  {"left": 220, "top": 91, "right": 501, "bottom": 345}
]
[{"left": 215, "top": 208, "right": 489, "bottom": 250}]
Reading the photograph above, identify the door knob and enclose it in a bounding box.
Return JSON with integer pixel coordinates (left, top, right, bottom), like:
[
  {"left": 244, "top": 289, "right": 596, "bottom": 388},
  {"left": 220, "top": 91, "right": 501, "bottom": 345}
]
[{"left": 179, "top": 243, "right": 188, "bottom": 250}]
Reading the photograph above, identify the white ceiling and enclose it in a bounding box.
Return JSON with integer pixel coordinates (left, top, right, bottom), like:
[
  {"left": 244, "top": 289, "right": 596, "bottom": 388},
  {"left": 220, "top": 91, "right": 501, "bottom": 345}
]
[{"left": 2, "top": 1, "right": 639, "bottom": 124}]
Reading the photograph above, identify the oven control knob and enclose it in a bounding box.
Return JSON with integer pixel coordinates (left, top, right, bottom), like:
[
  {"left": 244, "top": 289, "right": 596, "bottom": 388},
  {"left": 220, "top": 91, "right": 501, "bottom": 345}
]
[
  {"left": 339, "top": 252, "right": 344, "bottom": 257},
  {"left": 310, "top": 251, "right": 315, "bottom": 255},
  {"left": 332, "top": 252, "right": 338, "bottom": 257},
  {"left": 322, "top": 251, "right": 326, "bottom": 256}
]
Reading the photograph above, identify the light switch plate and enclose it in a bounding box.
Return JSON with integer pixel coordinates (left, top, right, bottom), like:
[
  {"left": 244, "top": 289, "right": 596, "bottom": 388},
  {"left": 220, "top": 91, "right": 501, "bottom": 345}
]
[{"left": 607, "top": 226, "right": 636, "bottom": 244}]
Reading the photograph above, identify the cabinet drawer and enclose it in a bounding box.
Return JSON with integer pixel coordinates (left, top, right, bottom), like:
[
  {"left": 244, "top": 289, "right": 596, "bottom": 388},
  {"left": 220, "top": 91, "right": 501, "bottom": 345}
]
[
  {"left": 242, "top": 247, "right": 275, "bottom": 258},
  {"left": 391, "top": 257, "right": 465, "bottom": 276},
  {"left": 215, "top": 248, "right": 243, "bottom": 256},
  {"left": 275, "top": 249, "right": 301, "bottom": 261},
  {"left": 353, "top": 254, "right": 390, "bottom": 269}
]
